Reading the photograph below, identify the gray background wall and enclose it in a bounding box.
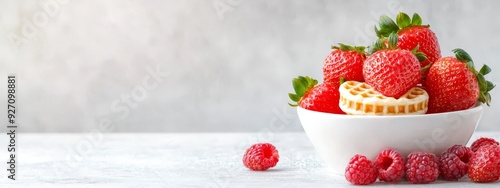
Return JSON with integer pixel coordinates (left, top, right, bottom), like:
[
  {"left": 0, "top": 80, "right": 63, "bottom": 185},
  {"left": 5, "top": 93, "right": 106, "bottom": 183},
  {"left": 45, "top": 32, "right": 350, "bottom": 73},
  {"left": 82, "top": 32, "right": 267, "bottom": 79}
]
[{"left": 0, "top": 0, "right": 498, "bottom": 132}]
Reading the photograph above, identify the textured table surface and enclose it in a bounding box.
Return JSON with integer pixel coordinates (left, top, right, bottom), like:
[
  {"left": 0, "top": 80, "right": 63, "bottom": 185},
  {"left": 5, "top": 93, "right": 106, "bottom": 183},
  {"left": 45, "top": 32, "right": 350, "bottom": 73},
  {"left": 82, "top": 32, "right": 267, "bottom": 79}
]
[{"left": 1, "top": 132, "right": 500, "bottom": 187}]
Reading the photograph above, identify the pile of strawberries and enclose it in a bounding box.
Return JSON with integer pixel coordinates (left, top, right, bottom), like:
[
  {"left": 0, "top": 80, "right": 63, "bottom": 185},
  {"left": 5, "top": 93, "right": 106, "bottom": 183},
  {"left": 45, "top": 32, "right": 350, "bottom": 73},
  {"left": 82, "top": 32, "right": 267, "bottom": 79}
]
[
  {"left": 346, "top": 137, "right": 500, "bottom": 185},
  {"left": 288, "top": 12, "right": 494, "bottom": 114}
]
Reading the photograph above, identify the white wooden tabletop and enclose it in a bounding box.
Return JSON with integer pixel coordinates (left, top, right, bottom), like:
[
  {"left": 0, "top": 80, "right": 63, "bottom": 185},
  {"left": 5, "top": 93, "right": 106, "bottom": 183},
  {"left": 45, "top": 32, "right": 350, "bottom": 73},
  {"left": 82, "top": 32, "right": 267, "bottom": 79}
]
[{"left": 1, "top": 132, "right": 500, "bottom": 187}]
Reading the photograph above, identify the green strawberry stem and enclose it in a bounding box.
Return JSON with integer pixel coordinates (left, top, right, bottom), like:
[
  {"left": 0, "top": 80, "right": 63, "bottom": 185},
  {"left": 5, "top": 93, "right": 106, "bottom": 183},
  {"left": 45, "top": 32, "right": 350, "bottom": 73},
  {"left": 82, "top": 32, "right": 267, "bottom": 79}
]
[
  {"left": 452, "top": 48, "right": 495, "bottom": 106},
  {"left": 375, "top": 12, "right": 430, "bottom": 38},
  {"left": 367, "top": 33, "right": 427, "bottom": 63},
  {"left": 332, "top": 43, "right": 366, "bottom": 54},
  {"left": 288, "top": 76, "right": 318, "bottom": 107}
]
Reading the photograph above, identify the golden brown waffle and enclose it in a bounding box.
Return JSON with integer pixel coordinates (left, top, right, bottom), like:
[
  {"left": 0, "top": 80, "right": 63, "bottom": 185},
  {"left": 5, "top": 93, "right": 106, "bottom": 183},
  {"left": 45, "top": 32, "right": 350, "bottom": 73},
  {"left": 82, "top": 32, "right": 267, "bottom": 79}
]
[{"left": 339, "top": 81, "right": 429, "bottom": 115}]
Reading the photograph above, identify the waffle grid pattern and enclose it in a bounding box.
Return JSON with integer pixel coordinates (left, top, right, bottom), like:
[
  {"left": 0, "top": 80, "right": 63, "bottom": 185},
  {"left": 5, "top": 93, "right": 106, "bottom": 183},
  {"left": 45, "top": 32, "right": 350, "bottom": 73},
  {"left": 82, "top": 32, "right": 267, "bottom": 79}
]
[{"left": 339, "top": 81, "right": 429, "bottom": 115}]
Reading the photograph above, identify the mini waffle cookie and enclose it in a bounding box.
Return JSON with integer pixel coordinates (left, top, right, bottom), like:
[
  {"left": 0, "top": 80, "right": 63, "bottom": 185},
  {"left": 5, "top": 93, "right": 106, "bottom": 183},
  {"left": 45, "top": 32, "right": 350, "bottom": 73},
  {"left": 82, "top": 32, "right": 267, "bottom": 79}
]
[{"left": 339, "top": 81, "right": 429, "bottom": 115}]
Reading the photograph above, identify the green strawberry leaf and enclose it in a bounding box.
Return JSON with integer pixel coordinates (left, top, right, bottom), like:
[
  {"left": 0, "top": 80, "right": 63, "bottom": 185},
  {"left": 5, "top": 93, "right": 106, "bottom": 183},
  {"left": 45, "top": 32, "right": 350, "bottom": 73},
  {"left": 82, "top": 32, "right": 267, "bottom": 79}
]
[
  {"left": 388, "top": 33, "right": 398, "bottom": 49},
  {"left": 333, "top": 43, "right": 367, "bottom": 54},
  {"left": 409, "top": 45, "right": 427, "bottom": 62},
  {"left": 378, "top": 15, "right": 399, "bottom": 36},
  {"left": 338, "top": 43, "right": 353, "bottom": 51},
  {"left": 452, "top": 49, "right": 474, "bottom": 65},
  {"left": 299, "top": 76, "right": 309, "bottom": 88},
  {"left": 415, "top": 52, "right": 427, "bottom": 62},
  {"left": 355, "top": 46, "right": 366, "bottom": 52},
  {"left": 374, "top": 26, "right": 383, "bottom": 38},
  {"left": 396, "top": 12, "right": 412, "bottom": 28},
  {"left": 288, "top": 93, "right": 300, "bottom": 102},
  {"left": 310, "top": 77, "right": 318, "bottom": 86},
  {"left": 466, "top": 62, "right": 475, "bottom": 71},
  {"left": 421, "top": 64, "right": 431, "bottom": 72},
  {"left": 411, "top": 45, "right": 420, "bottom": 53},
  {"left": 293, "top": 77, "right": 306, "bottom": 97},
  {"left": 289, "top": 76, "right": 318, "bottom": 107},
  {"left": 479, "top": 92, "right": 492, "bottom": 106},
  {"left": 452, "top": 48, "right": 477, "bottom": 73},
  {"left": 487, "top": 81, "right": 495, "bottom": 92},
  {"left": 479, "top": 64, "right": 492, "bottom": 75},
  {"left": 367, "top": 38, "right": 385, "bottom": 55},
  {"left": 411, "top": 13, "right": 422, "bottom": 25},
  {"left": 375, "top": 12, "right": 429, "bottom": 38},
  {"left": 479, "top": 93, "right": 487, "bottom": 105},
  {"left": 477, "top": 74, "right": 487, "bottom": 92}
]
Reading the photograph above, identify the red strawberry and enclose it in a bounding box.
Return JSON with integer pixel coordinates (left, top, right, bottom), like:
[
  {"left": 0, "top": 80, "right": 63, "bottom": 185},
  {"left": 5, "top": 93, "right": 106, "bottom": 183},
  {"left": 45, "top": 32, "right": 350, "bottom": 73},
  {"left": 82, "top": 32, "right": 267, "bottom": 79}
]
[
  {"left": 375, "top": 12, "right": 441, "bottom": 84},
  {"left": 323, "top": 44, "right": 366, "bottom": 83},
  {"left": 471, "top": 137, "right": 500, "bottom": 152},
  {"left": 363, "top": 33, "right": 424, "bottom": 98},
  {"left": 468, "top": 144, "right": 500, "bottom": 182},
  {"left": 426, "top": 49, "right": 493, "bottom": 113},
  {"left": 288, "top": 76, "right": 345, "bottom": 114}
]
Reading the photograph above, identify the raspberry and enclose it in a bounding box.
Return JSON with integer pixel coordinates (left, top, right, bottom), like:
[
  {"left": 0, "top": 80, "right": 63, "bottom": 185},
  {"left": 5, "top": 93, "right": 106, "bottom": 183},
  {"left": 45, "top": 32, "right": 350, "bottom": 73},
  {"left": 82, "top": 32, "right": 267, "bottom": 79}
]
[
  {"left": 242, "top": 143, "right": 279, "bottom": 171},
  {"left": 438, "top": 145, "right": 473, "bottom": 181},
  {"left": 405, "top": 152, "right": 439, "bottom": 184},
  {"left": 446, "top": 145, "right": 474, "bottom": 159},
  {"left": 470, "top": 137, "right": 499, "bottom": 152},
  {"left": 373, "top": 148, "right": 405, "bottom": 182},
  {"left": 468, "top": 144, "right": 500, "bottom": 182},
  {"left": 345, "top": 154, "right": 378, "bottom": 185}
]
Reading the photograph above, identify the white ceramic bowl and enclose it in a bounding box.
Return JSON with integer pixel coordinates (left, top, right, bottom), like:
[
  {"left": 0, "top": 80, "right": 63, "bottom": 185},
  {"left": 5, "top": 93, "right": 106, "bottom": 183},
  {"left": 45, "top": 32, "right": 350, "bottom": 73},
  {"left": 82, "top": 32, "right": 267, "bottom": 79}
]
[{"left": 297, "top": 104, "right": 483, "bottom": 175}]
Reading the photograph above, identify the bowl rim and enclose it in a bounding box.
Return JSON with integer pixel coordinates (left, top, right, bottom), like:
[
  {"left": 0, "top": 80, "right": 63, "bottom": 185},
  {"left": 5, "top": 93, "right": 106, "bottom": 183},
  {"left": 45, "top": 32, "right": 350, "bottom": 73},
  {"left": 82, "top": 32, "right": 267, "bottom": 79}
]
[{"left": 297, "top": 103, "right": 484, "bottom": 119}]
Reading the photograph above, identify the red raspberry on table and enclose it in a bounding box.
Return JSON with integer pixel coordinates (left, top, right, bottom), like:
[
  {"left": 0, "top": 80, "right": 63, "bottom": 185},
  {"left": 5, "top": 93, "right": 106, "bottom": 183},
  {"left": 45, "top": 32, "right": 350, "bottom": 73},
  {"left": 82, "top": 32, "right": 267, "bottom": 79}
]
[
  {"left": 345, "top": 154, "right": 378, "bottom": 185},
  {"left": 373, "top": 148, "right": 405, "bottom": 182},
  {"left": 242, "top": 143, "right": 279, "bottom": 171},
  {"left": 405, "top": 152, "right": 439, "bottom": 184},
  {"left": 468, "top": 144, "right": 500, "bottom": 183},
  {"left": 470, "top": 137, "right": 499, "bottom": 152},
  {"left": 446, "top": 145, "right": 474, "bottom": 158},
  {"left": 438, "top": 145, "right": 473, "bottom": 181}
]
